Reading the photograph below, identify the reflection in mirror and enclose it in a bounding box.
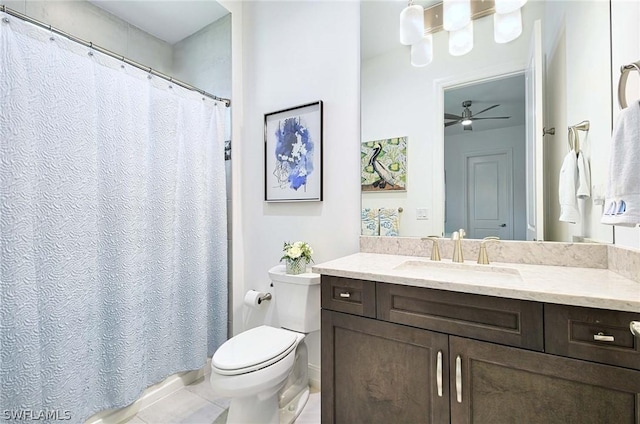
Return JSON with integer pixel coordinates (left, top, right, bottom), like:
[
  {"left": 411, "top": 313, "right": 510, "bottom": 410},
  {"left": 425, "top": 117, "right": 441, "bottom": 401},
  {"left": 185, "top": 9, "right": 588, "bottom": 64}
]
[
  {"left": 361, "top": 1, "right": 614, "bottom": 243},
  {"left": 444, "top": 74, "right": 526, "bottom": 240}
]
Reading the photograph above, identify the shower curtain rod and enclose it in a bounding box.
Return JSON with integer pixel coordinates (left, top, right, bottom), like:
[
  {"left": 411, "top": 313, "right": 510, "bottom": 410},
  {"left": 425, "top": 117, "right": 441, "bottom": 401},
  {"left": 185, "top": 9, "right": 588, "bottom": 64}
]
[{"left": 0, "top": 5, "right": 231, "bottom": 107}]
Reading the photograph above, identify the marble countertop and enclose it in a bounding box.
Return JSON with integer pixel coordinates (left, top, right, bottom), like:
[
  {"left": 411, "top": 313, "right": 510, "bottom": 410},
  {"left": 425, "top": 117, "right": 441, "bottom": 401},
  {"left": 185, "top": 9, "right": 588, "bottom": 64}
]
[{"left": 312, "top": 252, "right": 640, "bottom": 313}]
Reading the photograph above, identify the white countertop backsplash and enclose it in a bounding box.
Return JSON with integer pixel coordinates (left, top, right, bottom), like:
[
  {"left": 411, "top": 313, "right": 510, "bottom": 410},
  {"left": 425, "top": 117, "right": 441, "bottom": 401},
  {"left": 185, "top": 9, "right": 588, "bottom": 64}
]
[{"left": 311, "top": 237, "right": 640, "bottom": 313}]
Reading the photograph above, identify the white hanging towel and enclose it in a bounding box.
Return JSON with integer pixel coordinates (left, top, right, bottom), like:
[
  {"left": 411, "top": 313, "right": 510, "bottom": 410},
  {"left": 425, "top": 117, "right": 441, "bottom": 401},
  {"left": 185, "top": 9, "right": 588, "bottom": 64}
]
[
  {"left": 601, "top": 100, "right": 640, "bottom": 226},
  {"left": 559, "top": 151, "right": 581, "bottom": 223},
  {"left": 576, "top": 150, "right": 591, "bottom": 200}
]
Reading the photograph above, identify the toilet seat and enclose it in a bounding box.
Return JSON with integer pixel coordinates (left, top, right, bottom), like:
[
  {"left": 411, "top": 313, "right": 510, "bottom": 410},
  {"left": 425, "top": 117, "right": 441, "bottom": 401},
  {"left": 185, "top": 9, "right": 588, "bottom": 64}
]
[{"left": 212, "top": 325, "right": 298, "bottom": 376}]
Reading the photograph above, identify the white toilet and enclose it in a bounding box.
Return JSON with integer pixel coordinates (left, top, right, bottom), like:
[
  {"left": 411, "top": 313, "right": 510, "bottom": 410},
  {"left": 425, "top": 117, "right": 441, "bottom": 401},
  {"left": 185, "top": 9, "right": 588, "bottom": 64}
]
[{"left": 210, "top": 265, "right": 320, "bottom": 424}]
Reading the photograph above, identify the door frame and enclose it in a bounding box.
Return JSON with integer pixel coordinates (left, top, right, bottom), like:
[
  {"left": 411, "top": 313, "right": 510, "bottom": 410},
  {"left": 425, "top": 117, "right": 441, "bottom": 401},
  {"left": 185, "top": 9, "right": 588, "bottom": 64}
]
[
  {"left": 434, "top": 62, "right": 524, "bottom": 237},
  {"left": 462, "top": 148, "right": 514, "bottom": 240}
]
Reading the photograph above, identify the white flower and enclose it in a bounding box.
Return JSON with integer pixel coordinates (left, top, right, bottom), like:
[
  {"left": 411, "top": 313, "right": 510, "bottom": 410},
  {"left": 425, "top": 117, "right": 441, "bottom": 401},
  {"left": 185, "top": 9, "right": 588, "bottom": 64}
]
[
  {"left": 288, "top": 246, "right": 302, "bottom": 259},
  {"left": 281, "top": 240, "right": 314, "bottom": 264}
]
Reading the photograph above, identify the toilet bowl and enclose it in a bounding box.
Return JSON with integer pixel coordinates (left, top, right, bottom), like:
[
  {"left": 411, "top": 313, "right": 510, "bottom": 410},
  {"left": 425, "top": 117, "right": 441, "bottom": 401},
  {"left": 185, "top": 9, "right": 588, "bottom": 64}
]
[{"left": 210, "top": 265, "right": 320, "bottom": 424}]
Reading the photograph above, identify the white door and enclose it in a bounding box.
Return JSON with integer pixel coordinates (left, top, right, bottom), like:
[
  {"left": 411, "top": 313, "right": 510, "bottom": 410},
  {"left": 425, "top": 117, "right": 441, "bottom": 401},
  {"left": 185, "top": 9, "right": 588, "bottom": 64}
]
[
  {"left": 525, "top": 20, "right": 544, "bottom": 241},
  {"left": 466, "top": 151, "right": 513, "bottom": 240}
]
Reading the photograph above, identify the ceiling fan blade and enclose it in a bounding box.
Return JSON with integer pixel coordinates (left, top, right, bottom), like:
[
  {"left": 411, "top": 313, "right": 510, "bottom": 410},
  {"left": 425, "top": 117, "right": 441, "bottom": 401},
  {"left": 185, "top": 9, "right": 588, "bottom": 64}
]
[
  {"left": 473, "top": 104, "right": 500, "bottom": 116},
  {"left": 445, "top": 113, "right": 462, "bottom": 120},
  {"left": 472, "top": 116, "right": 511, "bottom": 120},
  {"left": 444, "top": 120, "right": 462, "bottom": 127}
]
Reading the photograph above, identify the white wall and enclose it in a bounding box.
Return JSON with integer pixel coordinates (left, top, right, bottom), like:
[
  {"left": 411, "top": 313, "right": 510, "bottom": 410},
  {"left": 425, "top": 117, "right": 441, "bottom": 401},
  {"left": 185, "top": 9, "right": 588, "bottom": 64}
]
[
  {"left": 238, "top": 0, "right": 360, "bottom": 384},
  {"left": 173, "top": 14, "right": 231, "bottom": 100},
  {"left": 5, "top": 0, "right": 174, "bottom": 74},
  {"left": 543, "top": 1, "right": 614, "bottom": 244},
  {"left": 543, "top": 16, "right": 568, "bottom": 242},
  {"left": 444, "top": 125, "right": 526, "bottom": 240},
  {"left": 361, "top": 1, "right": 545, "bottom": 237},
  {"left": 610, "top": 0, "right": 640, "bottom": 248}
]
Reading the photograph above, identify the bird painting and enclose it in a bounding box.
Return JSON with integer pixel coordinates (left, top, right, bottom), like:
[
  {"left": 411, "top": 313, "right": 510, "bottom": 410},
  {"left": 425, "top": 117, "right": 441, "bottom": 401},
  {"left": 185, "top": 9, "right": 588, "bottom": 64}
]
[{"left": 361, "top": 137, "right": 407, "bottom": 191}]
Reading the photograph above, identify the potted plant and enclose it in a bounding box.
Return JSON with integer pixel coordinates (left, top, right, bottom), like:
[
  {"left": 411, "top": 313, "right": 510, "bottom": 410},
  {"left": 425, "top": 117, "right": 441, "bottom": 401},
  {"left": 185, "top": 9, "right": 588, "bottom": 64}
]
[{"left": 280, "top": 241, "right": 314, "bottom": 275}]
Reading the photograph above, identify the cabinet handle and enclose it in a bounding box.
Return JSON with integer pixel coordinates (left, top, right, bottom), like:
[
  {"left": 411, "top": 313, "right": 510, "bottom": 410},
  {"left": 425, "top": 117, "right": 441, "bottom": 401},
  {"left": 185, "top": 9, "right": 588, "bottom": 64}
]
[
  {"left": 338, "top": 292, "right": 351, "bottom": 298},
  {"left": 631, "top": 321, "right": 640, "bottom": 337},
  {"left": 436, "top": 351, "right": 443, "bottom": 397},
  {"left": 455, "top": 355, "right": 462, "bottom": 403},
  {"left": 593, "top": 332, "right": 615, "bottom": 342}
]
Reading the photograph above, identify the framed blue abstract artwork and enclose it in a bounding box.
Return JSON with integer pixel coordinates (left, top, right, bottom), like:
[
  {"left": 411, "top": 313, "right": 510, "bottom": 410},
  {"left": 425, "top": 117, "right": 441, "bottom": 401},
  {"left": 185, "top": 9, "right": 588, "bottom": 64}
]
[{"left": 264, "top": 101, "right": 323, "bottom": 202}]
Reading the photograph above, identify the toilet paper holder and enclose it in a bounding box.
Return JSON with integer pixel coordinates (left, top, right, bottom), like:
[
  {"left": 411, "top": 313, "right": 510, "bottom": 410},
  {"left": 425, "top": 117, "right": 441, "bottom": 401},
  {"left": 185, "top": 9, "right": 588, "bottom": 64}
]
[{"left": 258, "top": 292, "right": 272, "bottom": 304}]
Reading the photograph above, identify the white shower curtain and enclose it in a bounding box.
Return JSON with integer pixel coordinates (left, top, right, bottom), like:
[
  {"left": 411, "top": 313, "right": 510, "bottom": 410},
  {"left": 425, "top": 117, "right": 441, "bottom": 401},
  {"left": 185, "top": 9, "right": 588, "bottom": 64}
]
[{"left": 0, "top": 13, "right": 227, "bottom": 423}]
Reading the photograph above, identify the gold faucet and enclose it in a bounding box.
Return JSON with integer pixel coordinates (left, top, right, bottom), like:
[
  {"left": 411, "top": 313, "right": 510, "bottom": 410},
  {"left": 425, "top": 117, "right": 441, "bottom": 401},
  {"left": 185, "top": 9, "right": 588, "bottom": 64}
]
[
  {"left": 452, "top": 229, "right": 465, "bottom": 263},
  {"left": 477, "top": 237, "right": 500, "bottom": 264},
  {"left": 422, "top": 236, "right": 441, "bottom": 261}
]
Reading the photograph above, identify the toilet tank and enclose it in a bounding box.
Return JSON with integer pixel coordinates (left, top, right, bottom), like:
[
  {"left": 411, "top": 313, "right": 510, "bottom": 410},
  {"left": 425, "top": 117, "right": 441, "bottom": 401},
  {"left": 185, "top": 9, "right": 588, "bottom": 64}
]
[{"left": 268, "top": 265, "right": 321, "bottom": 333}]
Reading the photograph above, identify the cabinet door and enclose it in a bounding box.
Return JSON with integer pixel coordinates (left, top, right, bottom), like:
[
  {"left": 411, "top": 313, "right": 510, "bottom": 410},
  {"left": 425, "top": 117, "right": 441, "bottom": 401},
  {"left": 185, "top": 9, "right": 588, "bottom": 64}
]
[
  {"left": 321, "top": 310, "right": 449, "bottom": 424},
  {"left": 450, "top": 336, "right": 640, "bottom": 424}
]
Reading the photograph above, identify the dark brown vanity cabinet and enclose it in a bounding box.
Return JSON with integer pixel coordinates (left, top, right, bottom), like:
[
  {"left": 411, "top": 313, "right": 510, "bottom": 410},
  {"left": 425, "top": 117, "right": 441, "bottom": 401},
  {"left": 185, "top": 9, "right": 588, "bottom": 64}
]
[
  {"left": 321, "top": 276, "right": 640, "bottom": 424},
  {"left": 321, "top": 310, "right": 450, "bottom": 423}
]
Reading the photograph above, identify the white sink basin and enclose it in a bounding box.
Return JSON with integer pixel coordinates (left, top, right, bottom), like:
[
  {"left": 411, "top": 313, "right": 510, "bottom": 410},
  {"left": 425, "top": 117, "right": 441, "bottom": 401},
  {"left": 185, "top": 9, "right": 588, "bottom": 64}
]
[{"left": 393, "top": 260, "right": 522, "bottom": 284}]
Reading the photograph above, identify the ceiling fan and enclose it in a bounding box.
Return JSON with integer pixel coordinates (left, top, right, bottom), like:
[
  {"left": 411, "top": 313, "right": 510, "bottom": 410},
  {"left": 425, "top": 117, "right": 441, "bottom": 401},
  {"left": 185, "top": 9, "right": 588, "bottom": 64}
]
[{"left": 444, "top": 100, "right": 510, "bottom": 131}]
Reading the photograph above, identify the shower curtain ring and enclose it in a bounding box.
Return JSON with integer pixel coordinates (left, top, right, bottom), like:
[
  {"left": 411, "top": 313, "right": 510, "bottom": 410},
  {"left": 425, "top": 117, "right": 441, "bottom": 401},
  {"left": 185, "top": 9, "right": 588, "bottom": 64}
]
[
  {"left": 88, "top": 42, "right": 94, "bottom": 57},
  {"left": 147, "top": 68, "right": 153, "bottom": 80}
]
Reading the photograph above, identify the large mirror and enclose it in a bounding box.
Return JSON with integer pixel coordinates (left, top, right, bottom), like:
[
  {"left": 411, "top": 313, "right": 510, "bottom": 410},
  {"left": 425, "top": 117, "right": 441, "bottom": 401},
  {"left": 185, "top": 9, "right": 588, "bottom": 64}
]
[{"left": 361, "top": 1, "right": 614, "bottom": 243}]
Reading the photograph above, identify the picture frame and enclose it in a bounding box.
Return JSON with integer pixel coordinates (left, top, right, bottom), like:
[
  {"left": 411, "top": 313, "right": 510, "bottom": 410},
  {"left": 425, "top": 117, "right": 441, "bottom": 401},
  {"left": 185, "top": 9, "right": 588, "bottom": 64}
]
[
  {"left": 361, "top": 136, "right": 407, "bottom": 192},
  {"left": 264, "top": 101, "right": 323, "bottom": 202}
]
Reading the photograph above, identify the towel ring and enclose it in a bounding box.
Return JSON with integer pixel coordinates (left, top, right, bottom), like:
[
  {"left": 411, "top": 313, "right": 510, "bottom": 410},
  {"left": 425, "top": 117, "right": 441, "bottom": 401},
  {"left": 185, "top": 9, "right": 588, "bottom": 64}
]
[{"left": 617, "top": 61, "right": 640, "bottom": 109}]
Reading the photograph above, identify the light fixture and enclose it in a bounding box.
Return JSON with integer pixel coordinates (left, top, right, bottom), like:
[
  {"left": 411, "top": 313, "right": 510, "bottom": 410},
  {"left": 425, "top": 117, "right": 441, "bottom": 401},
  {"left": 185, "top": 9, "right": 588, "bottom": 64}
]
[
  {"left": 461, "top": 107, "right": 473, "bottom": 125},
  {"left": 442, "top": 0, "right": 471, "bottom": 32},
  {"left": 494, "top": 8, "right": 522, "bottom": 43},
  {"left": 494, "top": 0, "right": 527, "bottom": 15},
  {"left": 400, "top": 0, "right": 527, "bottom": 67},
  {"left": 449, "top": 20, "right": 473, "bottom": 56},
  {"left": 400, "top": 2, "right": 425, "bottom": 46},
  {"left": 411, "top": 34, "right": 434, "bottom": 67}
]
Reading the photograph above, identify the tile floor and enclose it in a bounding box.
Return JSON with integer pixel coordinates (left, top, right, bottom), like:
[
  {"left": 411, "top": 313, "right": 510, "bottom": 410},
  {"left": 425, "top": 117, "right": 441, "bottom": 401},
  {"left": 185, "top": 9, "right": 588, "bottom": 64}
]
[{"left": 125, "top": 377, "right": 320, "bottom": 424}]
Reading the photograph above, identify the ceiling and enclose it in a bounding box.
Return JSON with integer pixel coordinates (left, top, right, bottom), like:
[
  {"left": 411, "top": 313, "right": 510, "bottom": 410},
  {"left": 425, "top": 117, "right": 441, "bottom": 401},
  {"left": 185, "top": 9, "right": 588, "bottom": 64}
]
[
  {"left": 444, "top": 74, "right": 526, "bottom": 135},
  {"left": 88, "top": 0, "right": 229, "bottom": 45}
]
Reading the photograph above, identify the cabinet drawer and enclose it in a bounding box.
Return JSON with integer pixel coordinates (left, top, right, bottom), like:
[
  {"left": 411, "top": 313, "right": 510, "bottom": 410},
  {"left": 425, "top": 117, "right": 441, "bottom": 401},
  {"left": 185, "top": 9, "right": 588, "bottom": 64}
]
[
  {"left": 377, "top": 283, "right": 544, "bottom": 351},
  {"left": 321, "top": 276, "right": 376, "bottom": 318},
  {"left": 545, "top": 304, "right": 640, "bottom": 371}
]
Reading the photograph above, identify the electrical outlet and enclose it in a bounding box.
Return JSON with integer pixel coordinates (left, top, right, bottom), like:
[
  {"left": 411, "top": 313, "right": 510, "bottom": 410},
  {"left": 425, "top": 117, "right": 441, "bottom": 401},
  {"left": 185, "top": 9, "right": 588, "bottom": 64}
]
[{"left": 416, "top": 208, "right": 429, "bottom": 220}]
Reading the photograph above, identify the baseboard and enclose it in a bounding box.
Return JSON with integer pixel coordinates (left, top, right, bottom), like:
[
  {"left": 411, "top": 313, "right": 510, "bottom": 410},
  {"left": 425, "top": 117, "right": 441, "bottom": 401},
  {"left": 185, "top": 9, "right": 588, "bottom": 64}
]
[
  {"left": 308, "top": 363, "right": 321, "bottom": 391},
  {"left": 86, "top": 359, "right": 211, "bottom": 424}
]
